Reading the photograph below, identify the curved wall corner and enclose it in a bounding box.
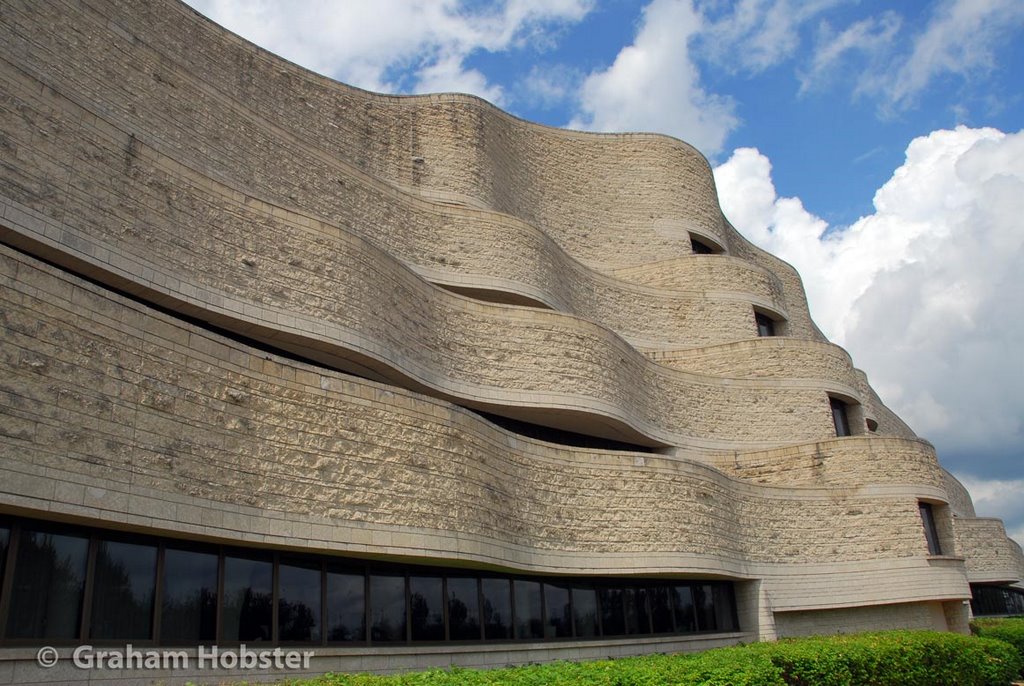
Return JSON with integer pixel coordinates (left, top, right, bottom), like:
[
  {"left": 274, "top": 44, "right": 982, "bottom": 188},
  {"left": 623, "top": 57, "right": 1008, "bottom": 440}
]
[{"left": 0, "top": 0, "right": 1012, "bottom": 681}]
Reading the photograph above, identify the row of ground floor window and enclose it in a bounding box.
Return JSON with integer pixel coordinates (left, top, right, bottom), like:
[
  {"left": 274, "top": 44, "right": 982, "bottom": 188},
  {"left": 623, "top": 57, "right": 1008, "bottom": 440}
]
[
  {"left": 0, "top": 515, "right": 738, "bottom": 646},
  {"left": 971, "top": 584, "right": 1024, "bottom": 617}
]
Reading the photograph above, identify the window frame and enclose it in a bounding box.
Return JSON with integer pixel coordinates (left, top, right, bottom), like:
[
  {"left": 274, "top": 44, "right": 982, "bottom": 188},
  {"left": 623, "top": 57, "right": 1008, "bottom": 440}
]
[{"left": 0, "top": 515, "right": 742, "bottom": 647}]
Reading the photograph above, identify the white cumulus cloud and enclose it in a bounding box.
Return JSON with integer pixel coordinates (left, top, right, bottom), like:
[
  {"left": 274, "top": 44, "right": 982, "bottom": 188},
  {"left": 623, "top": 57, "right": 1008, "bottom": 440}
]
[
  {"left": 568, "top": 0, "right": 737, "bottom": 156},
  {"left": 699, "top": 0, "right": 846, "bottom": 74},
  {"left": 184, "top": 0, "right": 592, "bottom": 102},
  {"left": 715, "top": 127, "right": 1024, "bottom": 537},
  {"left": 844, "top": 0, "right": 1024, "bottom": 112}
]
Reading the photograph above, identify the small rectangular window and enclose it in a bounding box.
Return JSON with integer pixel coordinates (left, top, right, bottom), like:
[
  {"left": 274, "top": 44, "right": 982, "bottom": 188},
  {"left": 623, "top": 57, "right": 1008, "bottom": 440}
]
[
  {"left": 649, "top": 585, "right": 674, "bottom": 633},
  {"left": 279, "top": 559, "right": 322, "bottom": 642},
  {"left": 693, "top": 584, "right": 717, "bottom": 631},
  {"left": 571, "top": 586, "right": 599, "bottom": 637},
  {"left": 481, "top": 578, "right": 512, "bottom": 640},
  {"left": 90, "top": 539, "right": 158, "bottom": 640},
  {"left": 369, "top": 573, "right": 406, "bottom": 642},
  {"left": 919, "top": 502, "right": 943, "bottom": 555},
  {"left": 7, "top": 527, "right": 89, "bottom": 639},
  {"left": 671, "top": 584, "right": 697, "bottom": 632},
  {"left": 446, "top": 576, "right": 481, "bottom": 641},
  {"left": 598, "top": 586, "right": 626, "bottom": 636},
  {"left": 624, "top": 587, "right": 650, "bottom": 634},
  {"left": 161, "top": 546, "right": 218, "bottom": 643},
  {"left": 409, "top": 575, "right": 444, "bottom": 641},
  {"left": 755, "top": 312, "right": 776, "bottom": 337},
  {"left": 543, "top": 583, "right": 571, "bottom": 638},
  {"left": 326, "top": 567, "right": 365, "bottom": 642},
  {"left": 222, "top": 553, "right": 273, "bottom": 642},
  {"left": 513, "top": 579, "right": 543, "bottom": 639},
  {"left": 830, "top": 397, "right": 851, "bottom": 437}
]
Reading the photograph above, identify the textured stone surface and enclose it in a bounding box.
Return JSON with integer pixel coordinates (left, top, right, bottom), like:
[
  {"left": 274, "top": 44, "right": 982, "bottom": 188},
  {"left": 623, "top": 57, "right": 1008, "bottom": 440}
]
[{"left": 0, "top": 0, "right": 1020, "bottom": 682}]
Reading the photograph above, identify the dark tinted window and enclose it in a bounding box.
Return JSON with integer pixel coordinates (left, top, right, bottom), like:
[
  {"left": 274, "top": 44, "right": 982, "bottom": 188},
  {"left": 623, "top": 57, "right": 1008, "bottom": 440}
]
[
  {"left": 624, "top": 587, "right": 649, "bottom": 634},
  {"left": 755, "top": 312, "right": 776, "bottom": 337},
  {"left": 447, "top": 577, "right": 481, "bottom": 641},
  {"left": 90, "top": 539, "right": 158, "bottom": 640},
  {"left": 222, "top": 554, "right": 273, "bottom": 641},
  {"left": 481, "top": 578, "right": 512, "bottom": 640},
  {"left": 326, "top": 568, "right": 365, "bottom": 642},
  {"left": 544, "top": 583, "right": 571, "bottom": 638},
  {"left": 572, "top": 586, "right": 599, "bottom": 638},
  {"left": 638, "top": 587, "right": 653, "bottom": 634},
  {"left": 712, "top": 584, "right": 738, "bottom": 631},
  {"left": 0, "top": 525, "right": 8, "bottom": 591},
  {"left": 409, "top": 575, "right": 444, "bottom": 641},
  {"left": 691, "top": 238, "right": 715, "bottom": 254},
  {"left": 650, "top": 585, "right": 674, "bottom": 633},
  {"left": 831, "top": 397, "right": 851, "bottom": 437},
  {"left": 919, "top": 502, "right": 943, "bottom": 555},
  {"left": 161, "top": 546, "right": 218, "bottom": 643},
  {"left": 598, "top": 587, "right": 625, "bottom": 636},
  {"left": 694, "top": 584, "right": 717, "bottom": 631},
  {"left": 6, "top": 528, "right": 89, "bottom": 639},
  {"left": 513, "top": 579, "right": 543, "bottom": 639},
  {"left": 672, "top": 585, "right": 697, "bottom": 632},
  {"left": 369, "top": 573, "right": 406, "bottom": 642},
  {"left": 279, "top": 559, "right": 322, "bottom": 642}
]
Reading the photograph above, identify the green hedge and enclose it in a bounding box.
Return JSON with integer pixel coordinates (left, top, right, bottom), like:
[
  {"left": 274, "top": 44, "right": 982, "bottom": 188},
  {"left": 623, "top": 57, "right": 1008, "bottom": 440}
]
[
  {"left": 973, "top": 617, "right": 1024, "bottom": 677},
  {"left": 279, "top": 630, "right": 1022, "bottom": 686}
]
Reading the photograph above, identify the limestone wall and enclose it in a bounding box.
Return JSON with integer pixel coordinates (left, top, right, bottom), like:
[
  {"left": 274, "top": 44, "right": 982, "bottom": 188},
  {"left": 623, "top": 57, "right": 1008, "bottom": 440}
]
[
  {"left": 1, "top": 0, "right": 1019, "bottom": 669},
  {"left": 954, "top": 518, "right": 1024, "bottom": 584},
  {"left": 0, "top": 68, "right": 865, "bottom": 450},
  {"left": 0, "top": 0, "right": 824, "bottom": 346},
  {"left": 775, "top": 602, "right": 949, "bottom": 638}
]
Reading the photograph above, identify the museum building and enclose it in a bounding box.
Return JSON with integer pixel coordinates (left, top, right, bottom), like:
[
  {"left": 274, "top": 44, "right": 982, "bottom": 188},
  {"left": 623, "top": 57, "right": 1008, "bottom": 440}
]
[{"left": 0, "top": 0, "right": 1022, "bottom": 683}]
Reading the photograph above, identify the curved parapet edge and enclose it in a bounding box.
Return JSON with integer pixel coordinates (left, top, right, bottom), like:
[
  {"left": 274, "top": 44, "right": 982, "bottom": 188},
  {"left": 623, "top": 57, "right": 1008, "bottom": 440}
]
[
  {"left": 942, "top": 469, "right": 978, "bottom": 518},
  {"left": 0, "top": 80, "right": 876, "bottom": 451},
  {"left": 953, "top": 517, "right": 1024, "bottom": 585},
  {"left": 0, "top": 244, "right": 965, "bottom": 614},
  {"left": 0, "top": 0, "right": 827, "bottom": 352}
]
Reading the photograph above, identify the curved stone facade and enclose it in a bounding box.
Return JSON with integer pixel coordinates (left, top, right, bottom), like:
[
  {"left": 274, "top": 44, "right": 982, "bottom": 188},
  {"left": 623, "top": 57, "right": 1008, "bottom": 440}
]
[{"left": 0, "top": 0, "right": 1020, "bottom": 683}]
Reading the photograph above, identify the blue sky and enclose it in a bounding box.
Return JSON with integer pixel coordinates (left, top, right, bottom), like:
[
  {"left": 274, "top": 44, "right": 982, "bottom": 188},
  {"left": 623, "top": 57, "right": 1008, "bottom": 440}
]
[{"left": 185, "top": 0, "right": 1024, "bottom": 544}]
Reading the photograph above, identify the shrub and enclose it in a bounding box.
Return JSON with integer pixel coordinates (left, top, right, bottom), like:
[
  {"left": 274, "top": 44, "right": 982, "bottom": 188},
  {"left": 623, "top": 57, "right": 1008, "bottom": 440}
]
[
  {"left": 280, "top": 629, "right": 1021, "bottom": 686},
  {"left": 973, "top": 617, "right": 1024, "bottom": 678}
]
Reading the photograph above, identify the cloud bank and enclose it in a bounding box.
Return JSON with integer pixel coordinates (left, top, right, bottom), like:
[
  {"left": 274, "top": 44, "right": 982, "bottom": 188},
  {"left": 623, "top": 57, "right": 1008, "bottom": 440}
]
[
  {"left": 186, "top": 0, "right": 593, "bottom": 103},
  {"left": 714, "top": 126, "right": 1024, "bottom": 540},
  {"left": 716, "top": 126, "right": 1024, "bottom": 463}
]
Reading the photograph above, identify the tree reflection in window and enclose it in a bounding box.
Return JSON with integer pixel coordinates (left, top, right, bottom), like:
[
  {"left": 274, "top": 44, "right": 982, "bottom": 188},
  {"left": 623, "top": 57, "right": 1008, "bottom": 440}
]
[
  {"left": 326, "top": 568, "right": 365, "bottom": 641},
  {"left": 513, "top": 579, "right": 543, "bottom": 639},
  {"left": 6, "top": 528, "right": 88, "bottom": 639},
  {"left": 222, "top": 554, "right": 273, "bottom": 641},
  {"left": 447, "top": 577, "right": 481, "bottom": 640},
  {"left": 544, "top": 583, "right": 571, "bottom": 638},
  {"left": 279, "top": 559, "right": 321, "bottom": 642},
  {"left": 409, "top": 576, "right": 443, "bottom": 641},
  {"left": 161, "top": 546, "right": 218, "bottom": 643},
  {"left": 369, "top": 573, "right": 406, "bottom": 642},
  {"left": 90, "top": 539, "right": 157, "bottom": 640},
  {"left": 481, "top": 578, "right": 512, "bottom": 639}
]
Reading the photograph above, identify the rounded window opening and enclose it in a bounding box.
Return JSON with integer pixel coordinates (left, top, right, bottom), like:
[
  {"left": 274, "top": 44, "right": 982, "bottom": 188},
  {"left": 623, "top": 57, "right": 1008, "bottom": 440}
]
[
  {"left": 753, "top": 308, "right": 786, "bottom": 337},
  {"left": 689, "top": 233, "right": 723, "bottom": 255}
]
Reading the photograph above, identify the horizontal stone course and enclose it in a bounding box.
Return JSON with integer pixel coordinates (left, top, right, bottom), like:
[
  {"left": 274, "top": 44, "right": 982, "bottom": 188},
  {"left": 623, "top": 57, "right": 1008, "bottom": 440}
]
[
  {"left": 0, "top": 246, "right": 949, "bottom": 567},
  {"left": 1, "top": 1, "right": 1021, "bottom": 682}
]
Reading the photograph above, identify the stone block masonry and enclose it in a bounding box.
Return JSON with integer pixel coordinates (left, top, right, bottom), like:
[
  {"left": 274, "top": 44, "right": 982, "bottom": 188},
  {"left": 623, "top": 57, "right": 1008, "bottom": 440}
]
[{"left": 0, "top": 0, "right": 1020, "bottom": 684}]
